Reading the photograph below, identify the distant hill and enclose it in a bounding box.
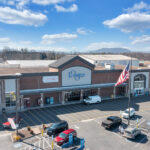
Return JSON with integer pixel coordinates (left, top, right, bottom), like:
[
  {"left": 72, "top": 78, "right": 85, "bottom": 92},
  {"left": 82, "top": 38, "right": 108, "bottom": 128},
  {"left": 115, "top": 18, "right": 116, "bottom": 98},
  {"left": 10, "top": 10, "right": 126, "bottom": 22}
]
[{"left": 90, "top": 48, "right": 130, "bottom": 53}]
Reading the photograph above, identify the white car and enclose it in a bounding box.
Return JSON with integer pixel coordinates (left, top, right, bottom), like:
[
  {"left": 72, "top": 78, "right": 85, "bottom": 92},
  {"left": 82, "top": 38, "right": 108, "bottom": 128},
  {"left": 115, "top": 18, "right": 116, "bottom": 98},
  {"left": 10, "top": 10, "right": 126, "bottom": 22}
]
[
  {"left": 122, "top": 108, "right": 135, "bottom": 119},
  {"left": 83, "top": 95, "right": 101, "bottom": 104},
  {"left": 123, "top": 127, "right": 141, "bottom": 139}
]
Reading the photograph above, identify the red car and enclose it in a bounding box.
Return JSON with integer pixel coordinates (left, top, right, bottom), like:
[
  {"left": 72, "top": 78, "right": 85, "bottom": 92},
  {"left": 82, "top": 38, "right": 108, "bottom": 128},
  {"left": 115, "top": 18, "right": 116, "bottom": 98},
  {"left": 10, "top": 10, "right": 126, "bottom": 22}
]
[
  {"left": 55, "top": 129, "right": 77, "bottom": 146},
  {"left": 2, "top": 116, "right": 22, "bottom": 129}
]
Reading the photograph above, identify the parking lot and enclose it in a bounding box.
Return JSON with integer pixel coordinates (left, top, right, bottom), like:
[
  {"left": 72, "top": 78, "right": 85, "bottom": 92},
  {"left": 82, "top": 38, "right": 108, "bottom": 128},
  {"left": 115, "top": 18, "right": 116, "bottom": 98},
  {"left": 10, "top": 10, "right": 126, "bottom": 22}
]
[{"left": 1, "top": 96, "right": 150, "bottom": 150}]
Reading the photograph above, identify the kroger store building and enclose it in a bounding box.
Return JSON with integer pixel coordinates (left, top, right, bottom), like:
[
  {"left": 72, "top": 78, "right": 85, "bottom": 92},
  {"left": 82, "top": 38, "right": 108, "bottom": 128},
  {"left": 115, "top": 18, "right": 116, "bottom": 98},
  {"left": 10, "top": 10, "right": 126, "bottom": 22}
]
[{"left": 0, "top": 55, "right": 149, "bottom": 113}]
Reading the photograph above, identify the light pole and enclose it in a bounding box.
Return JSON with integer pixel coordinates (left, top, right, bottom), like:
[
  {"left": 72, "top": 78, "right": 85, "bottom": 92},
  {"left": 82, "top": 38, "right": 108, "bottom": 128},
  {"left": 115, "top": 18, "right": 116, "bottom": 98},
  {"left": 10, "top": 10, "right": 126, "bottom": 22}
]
[
  {"left": 15, "top": 73, "right": 21, "bottom": 137},
  {"left": 128, "top": 54, "right": 132, "bottom": 126}
]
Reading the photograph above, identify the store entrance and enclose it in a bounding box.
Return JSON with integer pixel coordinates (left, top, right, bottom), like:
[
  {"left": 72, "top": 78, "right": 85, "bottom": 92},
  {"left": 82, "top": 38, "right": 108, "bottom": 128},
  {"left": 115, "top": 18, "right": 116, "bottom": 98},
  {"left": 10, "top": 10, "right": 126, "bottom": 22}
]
[
  {"left": 83, "top": 89, "right": 97, "bottom": 98},
  {"left": 64, "top": 89, "right": 97, "bottom": 102},
  {"left": 65, "top": 91, "right": 81, "bottom": 101}
]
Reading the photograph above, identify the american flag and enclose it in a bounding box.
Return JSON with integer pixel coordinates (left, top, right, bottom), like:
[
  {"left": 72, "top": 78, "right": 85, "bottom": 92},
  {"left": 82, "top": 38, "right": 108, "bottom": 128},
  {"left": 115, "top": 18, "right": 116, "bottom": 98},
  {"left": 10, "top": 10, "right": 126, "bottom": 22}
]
[{"left": 115, "top": 63, "right": 130, "bottom": 86}]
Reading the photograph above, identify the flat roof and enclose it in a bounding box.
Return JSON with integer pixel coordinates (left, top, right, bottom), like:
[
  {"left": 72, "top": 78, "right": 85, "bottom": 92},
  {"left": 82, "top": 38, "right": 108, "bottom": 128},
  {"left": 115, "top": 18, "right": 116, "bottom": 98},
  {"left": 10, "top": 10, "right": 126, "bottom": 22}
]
[
  {"left": 80, "top": 54, "right": 138, "bottom": 61},
  {"left": 0, "top": 67, "right": 50, "bottom": 75},
  {"left": 7, "top": 60, "right": 56, "bottom": 68}
]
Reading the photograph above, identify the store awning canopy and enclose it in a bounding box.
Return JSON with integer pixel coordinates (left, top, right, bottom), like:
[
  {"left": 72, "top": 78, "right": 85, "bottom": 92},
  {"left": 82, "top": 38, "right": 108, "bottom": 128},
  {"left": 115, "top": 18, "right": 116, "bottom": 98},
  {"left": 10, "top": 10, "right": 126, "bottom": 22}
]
[{"left": 20, "top": 83, "right": 127, "bottom": 95}]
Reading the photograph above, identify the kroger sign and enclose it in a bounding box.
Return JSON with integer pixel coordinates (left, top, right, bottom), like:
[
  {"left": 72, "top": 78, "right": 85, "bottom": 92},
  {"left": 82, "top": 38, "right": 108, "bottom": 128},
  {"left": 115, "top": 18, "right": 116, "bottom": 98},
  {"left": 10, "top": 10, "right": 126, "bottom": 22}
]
[
  {"left": 62, "top": 66, "right": 91, "bottom": 86},
  {"left": 68, "top": 70, "right": 85, "bottom": 81}
]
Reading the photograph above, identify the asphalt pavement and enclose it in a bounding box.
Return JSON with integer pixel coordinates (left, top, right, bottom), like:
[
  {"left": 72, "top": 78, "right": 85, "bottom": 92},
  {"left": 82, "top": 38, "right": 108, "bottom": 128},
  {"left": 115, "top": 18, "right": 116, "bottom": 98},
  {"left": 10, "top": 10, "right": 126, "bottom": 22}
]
[{"left": 0, "top": 96, "right": 150, "bottom": 150}]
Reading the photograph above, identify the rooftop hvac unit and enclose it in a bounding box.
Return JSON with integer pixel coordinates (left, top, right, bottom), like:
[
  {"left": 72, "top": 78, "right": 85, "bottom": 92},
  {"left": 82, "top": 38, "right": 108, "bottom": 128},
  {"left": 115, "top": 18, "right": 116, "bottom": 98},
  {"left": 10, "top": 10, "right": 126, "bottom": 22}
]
[
  {"left": 94, "top": 61, "right": 99, "bottom": 66},
  {"left": 105, "top": 64, "right": 114, "bottom": 70}
]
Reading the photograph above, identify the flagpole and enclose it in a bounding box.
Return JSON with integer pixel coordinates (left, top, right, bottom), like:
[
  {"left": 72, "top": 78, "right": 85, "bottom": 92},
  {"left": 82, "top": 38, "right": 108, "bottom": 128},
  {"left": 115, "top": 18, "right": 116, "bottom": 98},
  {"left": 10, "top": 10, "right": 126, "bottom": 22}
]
[{"left": 128, "top": 54, "right": 132, "bottom": 126}]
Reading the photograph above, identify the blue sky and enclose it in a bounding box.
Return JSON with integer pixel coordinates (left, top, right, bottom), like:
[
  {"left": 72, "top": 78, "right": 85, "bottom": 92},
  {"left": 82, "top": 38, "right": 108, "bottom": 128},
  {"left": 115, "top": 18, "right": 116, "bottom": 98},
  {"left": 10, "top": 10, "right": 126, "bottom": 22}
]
[{"left": 0, "top": 0, "right": 150, "bottom": 52}]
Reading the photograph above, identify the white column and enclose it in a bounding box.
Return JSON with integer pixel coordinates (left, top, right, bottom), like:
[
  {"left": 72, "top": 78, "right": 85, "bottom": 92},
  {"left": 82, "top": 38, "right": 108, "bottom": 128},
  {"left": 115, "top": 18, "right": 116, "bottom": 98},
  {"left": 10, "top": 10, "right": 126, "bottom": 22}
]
[
  {"left": 80, "top": 89, "right": 83, "bottom": 102},
  {"left": 98, "top": 88, "right": 100, "bottom": 96},
  {"left": 62, "top": 91, "right": 65, "bottom": 105},
  {"left": 40, "top": 93, "right": 44, "bottom": 107}
]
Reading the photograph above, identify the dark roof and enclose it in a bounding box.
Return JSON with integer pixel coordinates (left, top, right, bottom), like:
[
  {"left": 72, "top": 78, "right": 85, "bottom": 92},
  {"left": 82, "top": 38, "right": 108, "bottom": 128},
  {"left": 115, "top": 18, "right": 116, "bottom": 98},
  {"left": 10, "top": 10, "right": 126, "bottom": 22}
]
[{"left": 49, "top": 55, "right": 95, "bottom": 69}]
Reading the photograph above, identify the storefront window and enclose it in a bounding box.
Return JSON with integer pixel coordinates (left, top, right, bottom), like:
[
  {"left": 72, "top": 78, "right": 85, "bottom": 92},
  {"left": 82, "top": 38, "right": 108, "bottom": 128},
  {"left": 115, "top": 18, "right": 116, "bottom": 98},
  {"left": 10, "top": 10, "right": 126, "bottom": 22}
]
[
  {"left": 134, "top": 74, "right": 146, "bottom": 89},
  {"left": 5, "top": 93, "right": 16, "bottom": 107}
]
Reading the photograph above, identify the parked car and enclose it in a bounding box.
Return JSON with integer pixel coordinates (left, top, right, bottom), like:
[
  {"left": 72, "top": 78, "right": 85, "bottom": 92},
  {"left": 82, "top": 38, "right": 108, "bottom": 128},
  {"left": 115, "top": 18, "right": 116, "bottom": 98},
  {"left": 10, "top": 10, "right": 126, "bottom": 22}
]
[
  {"left": 83, "top": 95, "right": 101, "bottom": 104},
  {"left": 101, "top": 116, "right": 122, "bottom": 129},
  {"left": 55, "top": 129, "right": 77, "bottom": 146},
  {"left": 46, "top": 120, "right": 68, "bottom": 136},
  {"left": 123, "top": 127, "right": 141, "bottom": 139},
  {"left": 122, "top": 108, "right": 135, "bottom": 119},
  {"left": 2, "top": 116, "right": 22, "bottom": 129}
]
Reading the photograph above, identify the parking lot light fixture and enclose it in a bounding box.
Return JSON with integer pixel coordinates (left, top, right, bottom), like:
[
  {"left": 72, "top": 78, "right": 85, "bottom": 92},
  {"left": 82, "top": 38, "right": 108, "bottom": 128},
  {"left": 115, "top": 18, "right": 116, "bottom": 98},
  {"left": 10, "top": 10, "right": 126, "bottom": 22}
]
[
  {"left": 128, "top": 55, "right": 132, "bottom": 126},
  {"left": 15, "top": 73, "right": 22, "bottom": 138}
]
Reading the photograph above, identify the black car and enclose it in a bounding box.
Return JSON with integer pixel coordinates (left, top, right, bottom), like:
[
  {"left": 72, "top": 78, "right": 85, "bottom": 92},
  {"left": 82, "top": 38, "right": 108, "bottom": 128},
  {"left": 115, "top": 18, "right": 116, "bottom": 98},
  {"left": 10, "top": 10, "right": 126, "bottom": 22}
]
[
  {"left": 101, "top": 116, "right": 122, "bottom": 129},
  {"left": 46, "top": 120, "right": 68, "bottom": 136}
]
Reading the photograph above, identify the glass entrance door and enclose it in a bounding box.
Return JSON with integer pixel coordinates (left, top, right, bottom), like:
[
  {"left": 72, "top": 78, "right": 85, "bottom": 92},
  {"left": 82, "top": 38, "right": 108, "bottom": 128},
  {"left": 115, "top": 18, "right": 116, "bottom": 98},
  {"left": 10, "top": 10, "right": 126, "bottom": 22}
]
[{"left": 65, "top": 91, "right": 81, "bottom": 101}]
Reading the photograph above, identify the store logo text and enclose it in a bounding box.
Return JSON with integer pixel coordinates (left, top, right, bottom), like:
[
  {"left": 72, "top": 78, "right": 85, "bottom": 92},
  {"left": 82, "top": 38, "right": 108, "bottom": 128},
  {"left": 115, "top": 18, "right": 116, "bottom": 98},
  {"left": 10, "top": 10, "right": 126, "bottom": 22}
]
[{"left": 68, "top": 70, "right": 85, "bottom": 81}]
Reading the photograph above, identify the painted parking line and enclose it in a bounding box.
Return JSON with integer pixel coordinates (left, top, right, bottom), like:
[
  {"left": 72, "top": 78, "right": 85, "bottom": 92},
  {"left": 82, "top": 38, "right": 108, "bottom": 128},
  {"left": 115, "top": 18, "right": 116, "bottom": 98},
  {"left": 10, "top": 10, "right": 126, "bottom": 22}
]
[
  {"left": 28, "top": 110, "right": 43, "bottom": 124},
  {"left": 50, "top": 107, "right": 76, "bottom": 123},
  {"left": 45, "top": 107, "right": 67, "bottom": 122},
  {"left": 83, "top": 104, "right": 109, "bottom": 118},
  {"left": 42, "top": 107, "right": 60, "bottom": 122},
  {"left": 37, "top": 108, "right": 56, "bottom": 124},
  {"left": 70, "top": 105, "right": 95, "bottom": 120},
  {"left": 78, "top": 104, "right": 99, "bottom": 116},
  {"left": 55, "top": 109, "right": 78, "bottom": 123},
  {"left": 59, "top": 106, "right": 85, "bottom": 122},
  {"left": 73, "top": 125, "right": 80, "bottom": 129},
  {"left": 62, "top": 105, "right": 92, "bottom": 123},
  {"left": 21, "top": 111, "right": 37, "bottom": 126},
  {"left": 31, "top": 109, "right": 49, "bottom": 124},
  {"left": 75, "top": 104, "right": 97, "bottom": 119}
]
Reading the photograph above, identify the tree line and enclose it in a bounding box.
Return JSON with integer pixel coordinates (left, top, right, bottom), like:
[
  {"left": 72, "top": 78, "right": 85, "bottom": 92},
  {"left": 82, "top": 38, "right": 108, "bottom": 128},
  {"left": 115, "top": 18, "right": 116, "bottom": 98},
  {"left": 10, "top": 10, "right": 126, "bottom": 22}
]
[{"left": 0, "top": 47, "right": 150, "bottom": 61}]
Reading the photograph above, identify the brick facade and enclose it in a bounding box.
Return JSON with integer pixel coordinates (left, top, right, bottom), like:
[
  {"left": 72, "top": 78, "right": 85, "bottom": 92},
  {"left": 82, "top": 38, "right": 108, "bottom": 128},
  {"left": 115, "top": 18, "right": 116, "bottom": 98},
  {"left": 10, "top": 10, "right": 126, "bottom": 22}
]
[{"left": 18, "top": 58, "right": 126, "bottom": 108}]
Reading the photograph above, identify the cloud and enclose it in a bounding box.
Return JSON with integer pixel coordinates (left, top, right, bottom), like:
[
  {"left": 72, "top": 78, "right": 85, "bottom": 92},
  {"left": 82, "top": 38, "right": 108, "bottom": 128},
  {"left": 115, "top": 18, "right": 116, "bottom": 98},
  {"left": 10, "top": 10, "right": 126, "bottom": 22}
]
[
  {"left": 0, "top": 37, "right": 10, "bottom": 43},
  {"left": 0, "top": 7, "right": 47, "bottom": 26},
  {"left": 103, "top": 12, "right": 150, "bottom": 32},
  {"left": 103, "top": 2, "right": 150, "bottom": 32},
  {"left": 7, "top": 0, "right": 15, "bottom": 6},
  {"left": 2, "top": 0, "right": 30, "bottom": 9},
  {"left": 20, "top": 41, "right": 32, "bottom": 45},
  {"left": 76, "top": 27, "right": 93, "bottom": 35},
  {"left": 55, "top": 4, "right": 78, "bottom": 12},
  {"left": 86, "top": 42, "right": 124, "bottom": 51},
  {"left": 125, "top": 1, "right": 150, "bottom": 13},
  {"left": 131, "top": 35, "right": 150, "bottom": 45},
  {"left": 16, "top": 0, "right": 30, "bottom": 9},
  {"left": 41, "top": 33, "right": 78, "bottom": 44},
  {"left": 32, "top": 0, "right": 74, "bottom": 5}
]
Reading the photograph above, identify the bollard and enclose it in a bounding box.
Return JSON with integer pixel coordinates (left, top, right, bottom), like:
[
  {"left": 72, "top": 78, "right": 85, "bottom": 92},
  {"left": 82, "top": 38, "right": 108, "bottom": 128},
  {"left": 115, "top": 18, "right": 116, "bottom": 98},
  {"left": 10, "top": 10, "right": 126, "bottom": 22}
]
[
  {"left": 51, "top": 140, "right": 54, "bottom": 150},
  {"left": 41, "top": 128, "right": 44, "bottom": 137}
]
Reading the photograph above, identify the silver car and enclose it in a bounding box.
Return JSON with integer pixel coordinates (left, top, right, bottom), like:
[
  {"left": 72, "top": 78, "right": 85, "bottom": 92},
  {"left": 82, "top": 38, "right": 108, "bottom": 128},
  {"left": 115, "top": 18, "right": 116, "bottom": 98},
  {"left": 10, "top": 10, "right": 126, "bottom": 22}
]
[{"left": 123, "top": 127, "right": 141, "bottom": 139}]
